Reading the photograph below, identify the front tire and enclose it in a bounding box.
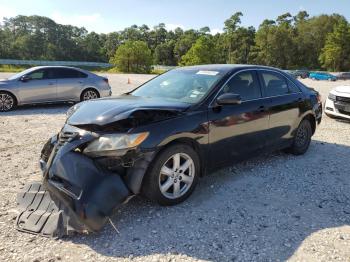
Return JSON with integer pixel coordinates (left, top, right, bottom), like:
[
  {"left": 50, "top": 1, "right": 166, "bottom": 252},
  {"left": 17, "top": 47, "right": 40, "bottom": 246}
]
[
  {"left": 288, "top": 119, "right": 312, "bottom": 155},
  {"left": 142, "top": 144, "right": 200, "bottom": 206},
  {"left": 0, "top": 91, "right": 16, "bottom": 112}
]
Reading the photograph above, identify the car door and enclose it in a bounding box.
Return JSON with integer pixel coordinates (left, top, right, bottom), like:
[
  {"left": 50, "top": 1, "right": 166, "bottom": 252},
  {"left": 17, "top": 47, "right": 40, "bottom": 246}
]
[
  {"left": 55, "top": 68, "right": 87, "bottom": 100},
  {"left": 17, "top": 68, "right": 57, "bottom": 103},
  {"left": 258, "top": 70, "right": 303, "bottom": 148},
  {"left": 208, "top": 70, "right": 270, "bottom": 167}
]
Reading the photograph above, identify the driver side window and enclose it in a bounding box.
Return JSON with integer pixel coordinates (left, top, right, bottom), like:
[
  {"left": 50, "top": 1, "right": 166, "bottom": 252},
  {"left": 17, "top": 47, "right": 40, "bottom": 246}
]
[
  {"left": 28, "top": 70, "right": 45, "bottom": 80},
  {"left": 221, "top": 71, "right": 261, "bottom": 101}
]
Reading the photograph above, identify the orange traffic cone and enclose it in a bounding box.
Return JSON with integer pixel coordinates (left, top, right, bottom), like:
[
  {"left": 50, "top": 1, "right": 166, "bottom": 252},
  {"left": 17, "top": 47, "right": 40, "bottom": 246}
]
[{"left": 127, "top": 78, "right": 131, "bottom": 84}]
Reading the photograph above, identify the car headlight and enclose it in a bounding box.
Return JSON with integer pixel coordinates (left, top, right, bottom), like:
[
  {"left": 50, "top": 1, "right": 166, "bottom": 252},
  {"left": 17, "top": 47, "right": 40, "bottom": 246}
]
[
  {"left": 328, "top": 93, "right": 336, "bottom": 101},
  {"left": 83, "top": 132, "right": 149, "bottom": 157},
  {"left": 66, "top": 103, "right": 82, "bottom": 119}
]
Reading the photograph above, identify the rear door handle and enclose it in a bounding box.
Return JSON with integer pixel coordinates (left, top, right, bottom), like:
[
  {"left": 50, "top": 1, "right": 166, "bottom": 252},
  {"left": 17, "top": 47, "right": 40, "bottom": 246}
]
[
  {"left": 48, "top": 82, "right": 55, "bottom": 85},
  {"left": 258, "top": 105, "right": 266, "bottom": 112}
]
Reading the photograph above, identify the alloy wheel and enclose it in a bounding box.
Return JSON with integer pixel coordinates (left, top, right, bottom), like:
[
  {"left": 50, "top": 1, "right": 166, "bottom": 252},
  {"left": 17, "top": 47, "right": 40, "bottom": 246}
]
[
  {"left": 0, "top": 93, "right": 14, "bottom": 111},
  {"left": 158, "top": 153, "right": 195, "bottom": 199},
  {"left": 82, "top": 90, "right": 98, "bottom": 100}
]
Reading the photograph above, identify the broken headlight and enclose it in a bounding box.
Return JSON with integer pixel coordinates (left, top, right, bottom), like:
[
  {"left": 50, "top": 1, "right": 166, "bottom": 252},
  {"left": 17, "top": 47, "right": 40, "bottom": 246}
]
[{"left": 83, "top": 132, "right": 149, "bottom": 157}]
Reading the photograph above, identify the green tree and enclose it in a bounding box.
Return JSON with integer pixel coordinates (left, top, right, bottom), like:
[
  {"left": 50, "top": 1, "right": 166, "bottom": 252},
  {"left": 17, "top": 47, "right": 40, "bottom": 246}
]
[
  {"left": 222, "top": 12, "right": 255, "bottom": 64},
  {"left": 153, "top": 40, "right": 176, "bottom": 65},
  {"left": 319, "top": 20, "right": 350, "bottom": 71},
  {"left": 173, "top": 30, "right": 199, "bottom": 64},
  {"left": 180, "top": 36, "right": 216, "bottom": 66},
  {"left": 110, "top": 40, "right": 152, "bottom": 73}
]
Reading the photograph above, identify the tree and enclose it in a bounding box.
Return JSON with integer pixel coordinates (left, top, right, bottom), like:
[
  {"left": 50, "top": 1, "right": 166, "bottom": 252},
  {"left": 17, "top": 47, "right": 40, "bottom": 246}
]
[
  {"left": 319, "top": 20, "right": 350, "bottom": 71},
  {"left": 222, "top": 12, "right": 255, "bottom": 64},
  {"left": 153, "top": 40, "right": 176, "bottom": 65},
  {"left": 109, "top": 40, "right": 152, "bottom": 73},
  {"left": 180, "top": 36, "right": 216, "bottom": 66},
  {"left": 173, "top": 30, "right": 199, "bottom": 63}
]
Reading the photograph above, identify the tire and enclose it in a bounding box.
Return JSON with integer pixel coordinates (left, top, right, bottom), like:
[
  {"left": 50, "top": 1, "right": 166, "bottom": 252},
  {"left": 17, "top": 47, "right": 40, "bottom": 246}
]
[
  {"left": 142, "top": 143, "right": 200, "bottom": 206},
  {"left": 288, "top": 119, "right": 312, "bottom": 155},
  {"left": 80, "top": 89, "right": 100, "bottom": 101},
  {"left": 0, "top": 91, "right": 16, "bottom": 112}
]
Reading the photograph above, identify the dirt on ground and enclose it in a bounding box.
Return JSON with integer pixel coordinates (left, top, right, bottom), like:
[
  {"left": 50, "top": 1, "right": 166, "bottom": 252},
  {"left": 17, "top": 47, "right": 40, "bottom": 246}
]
[{"left": 0, "top": 73, "right": 350, "bottom": 262}]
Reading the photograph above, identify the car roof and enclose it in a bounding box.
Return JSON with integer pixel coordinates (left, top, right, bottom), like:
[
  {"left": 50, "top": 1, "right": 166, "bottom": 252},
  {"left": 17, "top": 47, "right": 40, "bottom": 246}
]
[
  {"left": 29, "top": 66, "right": 85, "bottom": 71},
  {"left": 174, "top": 64, "right": 284, "bottom": 74}
]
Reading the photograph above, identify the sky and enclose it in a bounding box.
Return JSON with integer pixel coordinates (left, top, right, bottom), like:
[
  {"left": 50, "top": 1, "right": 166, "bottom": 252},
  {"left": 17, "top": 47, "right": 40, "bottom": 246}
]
[{"left": 1, "top": 0, "right": 350, "bottom": 34}]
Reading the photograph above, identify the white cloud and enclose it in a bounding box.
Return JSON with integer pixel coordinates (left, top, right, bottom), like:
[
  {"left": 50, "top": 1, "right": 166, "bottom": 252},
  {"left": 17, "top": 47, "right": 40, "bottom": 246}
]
[
  {"left": 165, "top": 23, "right": 185, "bottom": 31},
  {"left": 50, "top": 12, "right": 102, "bottom": 30},
  {"left": 0, "top": 7, "right": 17, "bottom": 23},
  {"left": 210, "top": 28, "right": 223, "bottom": 35}
]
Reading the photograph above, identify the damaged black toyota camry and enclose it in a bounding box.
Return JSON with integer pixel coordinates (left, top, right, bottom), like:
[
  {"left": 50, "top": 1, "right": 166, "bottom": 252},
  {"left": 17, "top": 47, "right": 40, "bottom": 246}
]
[{"left": 16, "top": 65, "right": 322, "bottom": 237}]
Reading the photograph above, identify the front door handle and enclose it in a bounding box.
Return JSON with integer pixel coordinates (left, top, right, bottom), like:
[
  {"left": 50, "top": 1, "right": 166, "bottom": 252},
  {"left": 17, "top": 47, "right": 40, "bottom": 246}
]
[{"left": 48, "top": 82, "right": 55, "bottom": 85}]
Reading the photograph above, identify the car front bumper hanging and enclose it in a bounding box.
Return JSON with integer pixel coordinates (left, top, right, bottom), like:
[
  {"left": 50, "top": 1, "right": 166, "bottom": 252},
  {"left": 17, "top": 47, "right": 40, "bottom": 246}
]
[{"left": 16, "top": 126, "right": 132, "bottom": 237}]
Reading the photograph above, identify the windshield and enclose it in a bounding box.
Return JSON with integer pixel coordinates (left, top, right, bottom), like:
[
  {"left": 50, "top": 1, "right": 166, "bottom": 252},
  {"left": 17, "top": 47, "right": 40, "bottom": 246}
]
[
  {"left": 7, "top": 68, "right": 37, "bottom": 80},
  {"left": 131, "top": 69, "right": 223, "bottom": 104}
]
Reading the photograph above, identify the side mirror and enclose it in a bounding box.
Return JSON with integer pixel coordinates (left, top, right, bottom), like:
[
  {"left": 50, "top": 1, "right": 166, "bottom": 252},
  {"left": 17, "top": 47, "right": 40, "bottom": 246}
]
[
  {"left": 20, "top": 75, "right": 31, "bottom": 82},
  {"left": 216, "top": 93, "right": 242, "bottom": 105}
]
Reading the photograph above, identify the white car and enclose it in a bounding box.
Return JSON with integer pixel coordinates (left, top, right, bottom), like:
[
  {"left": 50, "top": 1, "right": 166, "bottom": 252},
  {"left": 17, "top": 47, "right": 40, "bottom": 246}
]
[{"left": 325, "top": 85, "right": 350, "bottom": 120}]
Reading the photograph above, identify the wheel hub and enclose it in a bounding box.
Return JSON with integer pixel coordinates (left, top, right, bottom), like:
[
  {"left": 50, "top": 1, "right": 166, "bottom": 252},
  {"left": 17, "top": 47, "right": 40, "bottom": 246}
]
[{"left": 159, "top": 153, "right": 195, "bottom": 199}]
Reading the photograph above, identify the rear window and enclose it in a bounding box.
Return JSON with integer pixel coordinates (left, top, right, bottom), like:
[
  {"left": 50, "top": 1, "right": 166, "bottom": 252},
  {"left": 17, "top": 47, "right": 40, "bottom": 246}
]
[
  {"left": 260, "top": 72, "right": 289, "bottom": 97},
  {"left": 54, "top": 68, "right": 88, "bottom": 79}
]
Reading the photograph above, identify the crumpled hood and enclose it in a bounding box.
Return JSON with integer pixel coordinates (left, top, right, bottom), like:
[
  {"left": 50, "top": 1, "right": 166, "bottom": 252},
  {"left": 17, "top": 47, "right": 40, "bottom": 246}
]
[{"left": 67, "top": 95, "right": 190, "bottom": 127}]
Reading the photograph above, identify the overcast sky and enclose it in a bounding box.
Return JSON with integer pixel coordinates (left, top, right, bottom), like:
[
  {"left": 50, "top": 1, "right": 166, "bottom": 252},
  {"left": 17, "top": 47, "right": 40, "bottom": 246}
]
[{"left": 1, "top": 0, "right": 350, "bottom": 33}]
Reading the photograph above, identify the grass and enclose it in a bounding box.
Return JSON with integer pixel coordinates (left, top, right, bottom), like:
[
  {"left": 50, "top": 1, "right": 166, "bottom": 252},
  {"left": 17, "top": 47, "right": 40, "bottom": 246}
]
[{"left": 0, "top": 65, "right": 30, "bottom": 72}]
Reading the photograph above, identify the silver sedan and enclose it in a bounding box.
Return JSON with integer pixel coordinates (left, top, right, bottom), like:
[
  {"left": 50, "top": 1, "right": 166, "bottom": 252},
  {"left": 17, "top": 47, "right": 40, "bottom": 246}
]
[{"left": 0, "top": 66, "right": 112, "bottom": 111}]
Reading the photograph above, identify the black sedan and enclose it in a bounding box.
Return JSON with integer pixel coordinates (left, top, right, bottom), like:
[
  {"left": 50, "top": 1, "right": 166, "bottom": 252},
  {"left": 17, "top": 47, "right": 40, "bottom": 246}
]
[{"left": 16, "top": 65, "right": 322, "bottom": 237}]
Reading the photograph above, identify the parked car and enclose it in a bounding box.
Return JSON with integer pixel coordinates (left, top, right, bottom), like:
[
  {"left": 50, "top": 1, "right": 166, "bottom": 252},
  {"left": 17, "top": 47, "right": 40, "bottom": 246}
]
[
  {"left": 0, "top": 66, "right": 112, "bottom": 111},
  {"left": 335, "top": 72, "right": 350, "bottom": 80},
  {"left": 294, "top": 70, "right": 310, "bottom": 79},
  {"left": 325, "top": 85, "right": 350, "bottom": 120},
  {"left": 309, "top": 72, "right": 337, "bottom": 81},
  {"left": 17, "top": 65, "right": 322, "bottom": 237}
]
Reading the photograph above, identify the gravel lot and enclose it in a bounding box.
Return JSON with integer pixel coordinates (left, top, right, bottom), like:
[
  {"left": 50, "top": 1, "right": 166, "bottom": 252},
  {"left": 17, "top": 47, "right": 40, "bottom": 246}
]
[{"left": 0, "top": 72, "right": 350, "bottom": 262}]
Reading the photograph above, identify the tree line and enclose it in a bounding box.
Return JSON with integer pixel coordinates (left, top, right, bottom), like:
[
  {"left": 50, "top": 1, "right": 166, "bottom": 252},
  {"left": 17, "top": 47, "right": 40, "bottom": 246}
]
[{"left": 0, "top": 12, "right": 350, "bottom": 73}]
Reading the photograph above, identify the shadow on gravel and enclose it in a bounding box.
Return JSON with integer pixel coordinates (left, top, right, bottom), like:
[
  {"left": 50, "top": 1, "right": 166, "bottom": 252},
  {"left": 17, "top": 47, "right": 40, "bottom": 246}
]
[
  {"left": 1, "top": 103, "right": 71, "bottom": 116},
  {"left": 67, "top": 140, "right": 350, "bottom": 261}
]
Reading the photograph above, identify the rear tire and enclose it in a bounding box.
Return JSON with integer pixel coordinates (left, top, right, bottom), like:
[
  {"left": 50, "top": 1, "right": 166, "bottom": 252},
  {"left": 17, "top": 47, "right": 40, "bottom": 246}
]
[
  {"left": 0, "top": 91, "right": 16, "bottom": 112},
  {"left": 80, "top": 89, "right": 100, "bottom": 101},
  {"left": 287, "top": 119, "right": 312, "bottom": 155},
  {"left": 142, "top": 144, "right": 200, "bottom": 206}
]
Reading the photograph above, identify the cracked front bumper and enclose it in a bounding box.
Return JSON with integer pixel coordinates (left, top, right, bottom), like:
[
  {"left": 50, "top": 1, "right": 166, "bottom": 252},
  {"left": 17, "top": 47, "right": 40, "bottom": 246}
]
[{"left": 16, "top": 125, "right": 133, "bottom": 237}]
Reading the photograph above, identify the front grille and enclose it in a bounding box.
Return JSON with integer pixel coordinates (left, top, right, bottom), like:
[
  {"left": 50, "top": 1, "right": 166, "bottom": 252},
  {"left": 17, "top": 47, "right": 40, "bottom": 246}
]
[{"left": 336, "top": 96, "right": 350, "bottom": 104}]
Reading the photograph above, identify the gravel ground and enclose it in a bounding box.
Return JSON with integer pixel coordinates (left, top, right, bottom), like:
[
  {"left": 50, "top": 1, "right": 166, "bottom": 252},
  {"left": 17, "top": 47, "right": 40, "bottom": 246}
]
[{"left": 0, "top": 73, "right": 350, "bottom": 262}]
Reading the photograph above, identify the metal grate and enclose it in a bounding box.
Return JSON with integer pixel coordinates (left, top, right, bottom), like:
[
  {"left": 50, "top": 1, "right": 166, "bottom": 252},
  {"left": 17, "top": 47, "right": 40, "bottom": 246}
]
[
  {"left": 57, "top": 131, "right": 77, "bottom": 148},
  {"left": 336, "top": 96, "right": 350, "bottom": 104}
]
